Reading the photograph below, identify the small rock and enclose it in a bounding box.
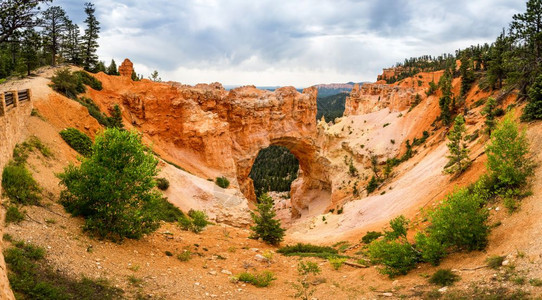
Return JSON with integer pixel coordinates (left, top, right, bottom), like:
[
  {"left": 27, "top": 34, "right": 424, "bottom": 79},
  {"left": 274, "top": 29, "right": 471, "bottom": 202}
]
[
  {"left": 382, "top": 292, "right": 393, "bottom": 297},
  {"left": 502, "top": 260, "right": 510, "bottom": 266},
  {"left": 495, "top": 207, "right": 501, "bottom": 211},
  {"left": 221, "top": 270, "right": 232, "bottom": 275},
  {"left": 194, "top": 282, "right": 200, "bottom": 286},
  {"left": 438, "top": 287, "right": 448, "bottom": 293},
  {"left": 249, "top": 248, "right": 259, "bottom": 252},
  {"left": 208, "top": 271, "right": 217, "bottom": 276},
  {"left": 254, "top": 254, "right": 268, "bottom": 262},
  {"left": 392, "top": 280, "right": 399, "bottom": 286}
]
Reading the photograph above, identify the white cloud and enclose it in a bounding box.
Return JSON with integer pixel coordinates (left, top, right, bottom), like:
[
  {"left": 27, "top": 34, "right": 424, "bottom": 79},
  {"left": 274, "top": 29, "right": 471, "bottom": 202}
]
[{"left": 56, "top": 0, "right": 525, "bottom": 87}]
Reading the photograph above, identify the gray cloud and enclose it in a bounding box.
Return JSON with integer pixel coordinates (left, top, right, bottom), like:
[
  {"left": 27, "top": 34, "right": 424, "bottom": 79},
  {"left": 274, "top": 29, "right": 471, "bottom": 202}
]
[{"left": 54, "top": 0, "right": 525, "bottom": 86}]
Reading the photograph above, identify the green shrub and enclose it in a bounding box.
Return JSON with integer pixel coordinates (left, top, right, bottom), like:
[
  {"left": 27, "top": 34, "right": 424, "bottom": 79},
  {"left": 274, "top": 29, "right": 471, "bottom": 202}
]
[
  {"left": 156, "top": 177, "right": 170, "bottom": 190},
  {"left": 177, "top": 250, "right": 191, "bottom": 262},
  {"left": 362, "top": 231, "right": 382, "bottom": 244},
  {"left": 328, "top": 257, "right": 347, "bottom": 270},
  {"left": 366, "top": 175, "right": 379, "bottom": 194},
  {"left": 250, "top": 193, "right": 285, "bottom": 245},
  {"left": 75, "top": 97, "right": 111, "bottom": 127},
  {"left": 424, "top": 188, "right": 489, "bottom": 253},
  {"left": 12, "top": 136, "right": 52, "bottom": 165},
  {"left": 384, "top": 215, "right": 408, "bottom": 240},
  {"left": 486, "top": 255, "right": 505, "bottom": 269},
  {"left": 429, "top": 269, "right": 460, "bottom": 286},
  {"left": 177, "top": 210, "right": 209, "bottom": 233},
  {"left": 5, "top": 205, "right": 25, "bottom": 224},
  {"left": 486, "top": 114, "right": 533, "bottom": 191},
  {"left": 278, "top": 243, "right": 339, "bottom": 259},
  {"left": 154, "top": 197, "right": 184, "bottom": 222},
  {"left": 59, "top": 128, "right": 93, "bottom": 156},
  {"left": 58, "top": 128, "right": 162, "bottom": 241},
  {"left": 215, "top": 176, "right": 230, "bottom": 188},
  {"left": 74, "top": 71, "right": 103, "bottom": 91},
  {"left": 188, "top": 209, "right": 209, "bottom": 233},
  {"left": 2, "top": 164, "right": 41, "bottom": 205},
  {"left": 236, "top": 271, "right": 276, "bottom": 287},
  {"left": 414, "top": 233, "right": 447, "bottom": 266},
  {"left": 50, "top": 68, "right": 85, "bottom": 99},
  {"left": 367, "top": 239, "right": 418, "bottom": 277}
]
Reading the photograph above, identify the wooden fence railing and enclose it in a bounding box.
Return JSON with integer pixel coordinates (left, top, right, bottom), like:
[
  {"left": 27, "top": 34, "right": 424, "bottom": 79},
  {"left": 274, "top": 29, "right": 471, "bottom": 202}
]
[{"left": 0, "top": 89, "right": 32, "bottom": 117}]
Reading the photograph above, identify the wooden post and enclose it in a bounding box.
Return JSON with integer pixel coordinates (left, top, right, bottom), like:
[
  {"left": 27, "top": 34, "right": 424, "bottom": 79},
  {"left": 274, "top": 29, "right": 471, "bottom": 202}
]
[
  {"left": 0, "top": 92, "right": 5, "bottom": 116},
  {"left": 27, "top": 89, "right": 32, "bottom": 102},
  {"left": 11, "top": 90, "right": 18, "bottom": 107}
]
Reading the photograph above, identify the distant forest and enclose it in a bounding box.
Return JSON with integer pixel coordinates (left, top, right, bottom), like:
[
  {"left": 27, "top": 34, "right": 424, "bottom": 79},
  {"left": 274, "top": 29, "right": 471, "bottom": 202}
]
[
  {"left": 316, "top": 92, "right": 347, "bottom": 122},
  {"left": 249, "top": 145, "right": 299, "bottom": 198}
]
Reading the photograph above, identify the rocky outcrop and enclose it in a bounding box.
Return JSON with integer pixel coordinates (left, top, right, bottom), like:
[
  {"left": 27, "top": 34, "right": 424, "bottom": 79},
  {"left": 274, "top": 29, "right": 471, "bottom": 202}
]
[
  {"left": 118, "top": 59, "right": 134, "bottom": 78},
  {"left": 344, "top": 83, "right": 423, "bottom": 115},
  {"left": 88, "top": 75, "right": 332, "bottom": 217}
]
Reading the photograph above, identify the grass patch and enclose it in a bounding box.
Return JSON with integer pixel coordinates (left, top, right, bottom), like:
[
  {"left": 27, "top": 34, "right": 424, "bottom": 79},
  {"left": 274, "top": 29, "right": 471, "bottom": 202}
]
[
  {"left": 362, "top": 231, "right": 382, "bottom": 244},
  {"left": 328, "top": 257, "right": 347, "bottom": 270},
  {"left": 1, "top": 163, "right": 41, "bottom": 205},
  {"left": 5, "top": 205, "right": 25, "bottom": 224},
  {"left": 4, "top": 239, "right": 123, "bottom": 299},
  {"left": 277, "top": 243, "right": 341, "bottom": 258},
  {"left": 486, "top": 255, "right": 505, "bottom": 269},
  {"left": 177, "top": 250, "right": 192, "bottom": 262},
  {"left": 236, "top": 271, "right": 276, "bottom": 287},
  {"left": 429, "top": 269, "right": 460, "bottom": 286},
  {"left": 59, "top": 128, "right": 93, "bottom": 157}
]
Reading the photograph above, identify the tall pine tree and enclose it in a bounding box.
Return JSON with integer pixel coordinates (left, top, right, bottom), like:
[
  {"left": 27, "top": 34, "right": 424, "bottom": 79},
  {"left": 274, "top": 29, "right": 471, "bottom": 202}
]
[
  {"left": 444, "top": 115, "right": 471, "bottom": 175},
  {"left": 42, "top": 6, "right": 68, "bottom": 66},
  {"left": 63, "top": 19, "right": 81, "bottom": 65},
  {"left": 81, "top": 2, "right": 100, "bottom": 71}
]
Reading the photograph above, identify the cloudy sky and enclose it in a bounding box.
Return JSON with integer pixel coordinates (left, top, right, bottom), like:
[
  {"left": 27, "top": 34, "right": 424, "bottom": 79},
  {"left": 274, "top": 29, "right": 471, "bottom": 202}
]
[{"left": 54, "top": 0, "right": 524, "bottom": 87}]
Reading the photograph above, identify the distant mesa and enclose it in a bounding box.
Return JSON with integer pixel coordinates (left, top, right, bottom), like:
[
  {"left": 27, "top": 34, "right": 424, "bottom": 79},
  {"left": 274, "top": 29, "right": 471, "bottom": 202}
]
[{"left": 118, "top": 58, "right": 134, "bottom": 78}]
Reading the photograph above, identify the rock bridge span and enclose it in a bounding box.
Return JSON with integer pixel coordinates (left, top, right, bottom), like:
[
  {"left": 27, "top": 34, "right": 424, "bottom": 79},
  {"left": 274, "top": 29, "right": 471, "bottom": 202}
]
[{"left": 89, "top": 74, "right": 332, "bottom": 217}]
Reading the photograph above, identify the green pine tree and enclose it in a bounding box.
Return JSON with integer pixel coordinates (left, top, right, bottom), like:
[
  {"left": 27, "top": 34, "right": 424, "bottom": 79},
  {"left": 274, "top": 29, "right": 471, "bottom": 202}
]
[
  {"left": 250, "top": 193, "right": 285, "bottom": 245},
  {"left": 107, "top": 59, "right": 118, "bottom": 75},
  {"left": 482, "top": 97, "right": 497, "bottom": 135},
  {"left": 521, "top": 74, "right": 542, "bottom": 121},
  {"left": 444, "top": 115, "right": 471, "bottom": 175},
  {"left": 42, "top": 6, "right": 68, "bottom": 66},
  {"left": 81, "top": 2, "right": 100, "bottom": 71}
]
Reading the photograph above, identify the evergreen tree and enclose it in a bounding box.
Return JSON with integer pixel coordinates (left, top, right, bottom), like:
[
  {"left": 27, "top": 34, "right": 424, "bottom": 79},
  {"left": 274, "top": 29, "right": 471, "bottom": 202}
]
[
  {"left": 41, "top": 6, "right": 68, "bottom": 66},
  {"left": 482, "top": 97, "right": 497, "bottom": 135},
  {"left": 149, "top": 70, "right": 161, "bottom": 82},
  {"left": 108, "top": 104, "right": 124, "bottom": 129},
  {"left": 19, "top": 28, "right": 40, "bottom": 75},
  {"left": 444, "top": 115, "right": 470, "bottom": 175},
  {"left": 509, "top": 0, "right": 542, "bottom": 93},
  {"left": 94, "top": 60, "right": 106, "bottom": 73},
  {"left": 439, "top": 68, "right": 453, "bottom": 125},
  {"left": 250, "top": 193, "right": 285, "bottom": 245},
  {"left": 63, "top": 19, "right": 81, "bottom": 65},
  {"left": 521, "top": 74, "right": 542, "bottom": 121},
  {"left": 0, "top": 0, "right": 50, "bottom": 43},
  {"left": 107, "top": 59, "right": 118, "bottom": 75},
  {"left": 81, "top": 2, "right": 100, "bottom": 71},
  {"left": 459, "top": 55, "right": 475, "bottom": 97},
  {"left": 487, "top": 30, "right": 509, "bottom": 89}
]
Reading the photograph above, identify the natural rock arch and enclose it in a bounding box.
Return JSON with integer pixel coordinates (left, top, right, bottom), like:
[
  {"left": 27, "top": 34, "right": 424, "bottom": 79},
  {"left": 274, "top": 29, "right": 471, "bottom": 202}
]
[{"left": 88, "top": 73, "right": 333, "bottom": 217}]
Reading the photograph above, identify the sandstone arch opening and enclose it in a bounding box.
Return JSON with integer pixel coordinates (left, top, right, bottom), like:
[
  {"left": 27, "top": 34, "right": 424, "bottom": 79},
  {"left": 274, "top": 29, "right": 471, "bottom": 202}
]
[{"left": 239, "top": 136, "right": 333, "bottom": 222}]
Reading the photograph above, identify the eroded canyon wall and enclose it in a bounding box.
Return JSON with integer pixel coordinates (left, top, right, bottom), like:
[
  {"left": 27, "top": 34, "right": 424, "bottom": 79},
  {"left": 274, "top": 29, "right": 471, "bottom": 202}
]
[{"left": 89, "top": 73, "right": 332, "bottom": 217}]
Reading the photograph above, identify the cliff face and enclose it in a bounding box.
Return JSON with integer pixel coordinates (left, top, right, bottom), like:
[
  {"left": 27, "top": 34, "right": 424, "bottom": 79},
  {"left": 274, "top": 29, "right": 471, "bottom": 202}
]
[
  {"left": 89, "top": 74, "right": 332, "bottom": 217},
  {"left": 344, "top": 83, "right": 421, "bottom": 115}
]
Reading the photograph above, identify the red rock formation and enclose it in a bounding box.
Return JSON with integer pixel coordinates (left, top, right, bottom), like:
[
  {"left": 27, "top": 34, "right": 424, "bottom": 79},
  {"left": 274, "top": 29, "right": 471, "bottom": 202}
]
[
  {"left": 118, "top": 59, "right": 134, "bottom": 77},
  {"left": 88, "top": 75, "right": 332, "bottom": 217},
  {"left": 344, "top": 83, "right": 423, "bottom": 115}
]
